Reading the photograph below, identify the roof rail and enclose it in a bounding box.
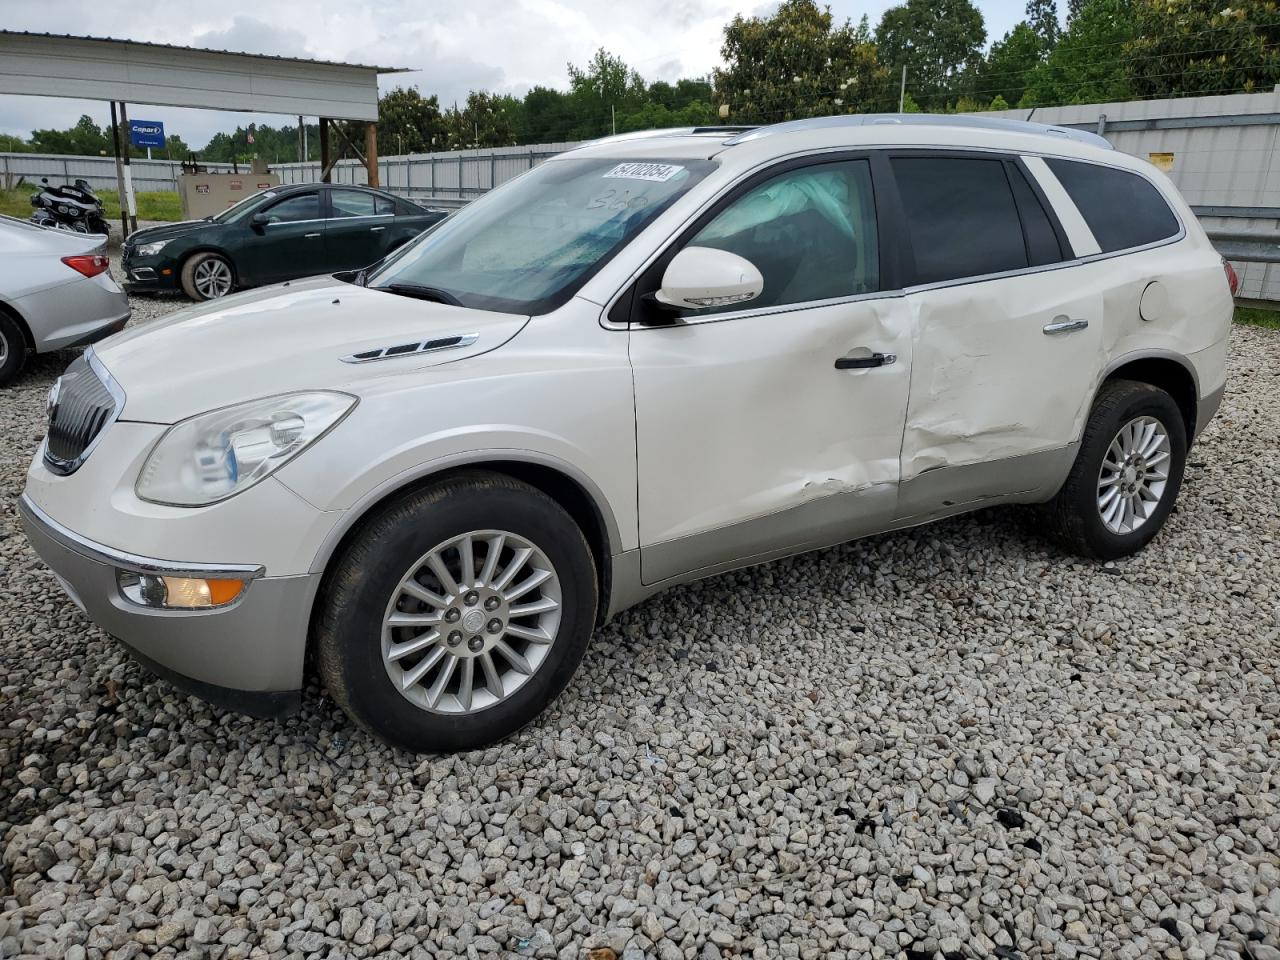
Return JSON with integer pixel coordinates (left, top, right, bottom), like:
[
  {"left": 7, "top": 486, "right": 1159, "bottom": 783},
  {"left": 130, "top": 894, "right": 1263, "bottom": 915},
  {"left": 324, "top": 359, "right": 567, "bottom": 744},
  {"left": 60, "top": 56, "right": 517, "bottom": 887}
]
[{"left": 723, "top": 113, "right": 1112, "bottom": 149}]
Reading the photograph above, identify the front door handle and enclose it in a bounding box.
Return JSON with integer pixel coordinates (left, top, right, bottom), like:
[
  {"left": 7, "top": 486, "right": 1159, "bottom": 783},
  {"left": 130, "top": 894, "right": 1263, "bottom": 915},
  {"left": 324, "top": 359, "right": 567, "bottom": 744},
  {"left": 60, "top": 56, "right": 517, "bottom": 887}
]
[
  {"left": 370, "top": 225, "right": 385, "bottom": 232},
  {"left": 304, "top": 232, "right": 321, "bottom": 239},
  {"left": 1043, "top": 316, "right": 1089, "bottom": 335},
  {"left": 835, "top": 352, "right": 896, "bottom": 370}
]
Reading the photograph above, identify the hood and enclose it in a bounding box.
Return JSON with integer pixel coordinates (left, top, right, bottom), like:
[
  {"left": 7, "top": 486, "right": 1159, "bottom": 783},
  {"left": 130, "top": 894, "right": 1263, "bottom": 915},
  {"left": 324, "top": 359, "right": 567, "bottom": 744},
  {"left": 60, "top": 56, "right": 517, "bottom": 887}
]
[
  {"left": 95, "top": 277, "right": 530, "bottom": 423},
  {"left": 126, "top": 219, "right": 220, "bottom": 244}
]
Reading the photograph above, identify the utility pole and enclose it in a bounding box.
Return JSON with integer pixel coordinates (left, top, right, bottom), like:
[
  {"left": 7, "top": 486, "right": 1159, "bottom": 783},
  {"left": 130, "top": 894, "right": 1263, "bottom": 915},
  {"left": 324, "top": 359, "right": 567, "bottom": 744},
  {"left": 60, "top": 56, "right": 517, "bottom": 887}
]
[
  {"left": 611, "top": 104, "right": 616, "bottom": 136},
  {"left": 898, "top": 66, "right": 907, "bottom": 113},
  {"left": 108, "top": 102, "right": 128, "bottom": 240},
  {"left": 118, "top": 101, "right": 138, "bottom": 235},
  {"left": 297, "top": 115, "right": 304, "bottom": 162}
]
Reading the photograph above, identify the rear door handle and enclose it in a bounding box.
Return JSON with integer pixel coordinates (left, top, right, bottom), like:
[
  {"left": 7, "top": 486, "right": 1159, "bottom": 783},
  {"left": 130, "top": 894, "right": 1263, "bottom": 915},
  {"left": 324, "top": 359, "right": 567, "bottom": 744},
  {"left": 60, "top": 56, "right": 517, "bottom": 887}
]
[
  {"left": 1043, "top": 316, "right": 1088, "bottom": 335},
  {"left": 370, "top": 226, "right": 385, "bottom": 232},
  {"left": 835, "top": 352, "right": 896, "bottom": 369},
  {"left": 304, "top": 232, "right": 321, "bottom": 239}
]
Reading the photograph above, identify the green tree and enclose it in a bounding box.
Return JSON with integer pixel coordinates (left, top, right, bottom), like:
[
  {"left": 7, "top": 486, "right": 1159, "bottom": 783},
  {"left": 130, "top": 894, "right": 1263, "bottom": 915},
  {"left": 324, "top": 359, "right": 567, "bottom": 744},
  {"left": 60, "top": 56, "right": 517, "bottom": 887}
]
[
  {"left": 1126, "top": 0, "right": 1280, "bottom": 97},
  {"left": 30, "top": 115, "right": 111, "bottom": 155},
  {"left": 975, "top": 21, "right": 1045, "bottom": 107},
  {"left": 1020, "top": 0, "right": 1132, "bottom": 105},
  {"left": 518, "top": 86, "right": 577, "bottom": 143},
  {"left": 714, "top": 0, "right": 891, "bottom": 124},
  {"left": 1026, "top": 0, "right": 1061, "bottom": 48},
  {"left": 443, "top": 91, "right": 519, "bottom": 149},
  {"left": 876, "top": 0, "right": 987, "bottom": 108},
  {"left": 377, "top": 87, "right": 446, "bottom": 153},
  {"left": 566, "top": 49, "right": 649, "bottom": 138}
]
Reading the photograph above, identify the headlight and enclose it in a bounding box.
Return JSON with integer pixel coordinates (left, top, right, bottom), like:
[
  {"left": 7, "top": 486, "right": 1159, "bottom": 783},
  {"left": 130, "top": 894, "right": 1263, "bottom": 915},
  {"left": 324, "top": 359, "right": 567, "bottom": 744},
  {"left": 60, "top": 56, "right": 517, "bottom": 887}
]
[
  {"left": 135, "top": 240, "right": 169, "bottom": 257},
  {"left": 136, "top": 392, "right": 356, "bottom": 506}
]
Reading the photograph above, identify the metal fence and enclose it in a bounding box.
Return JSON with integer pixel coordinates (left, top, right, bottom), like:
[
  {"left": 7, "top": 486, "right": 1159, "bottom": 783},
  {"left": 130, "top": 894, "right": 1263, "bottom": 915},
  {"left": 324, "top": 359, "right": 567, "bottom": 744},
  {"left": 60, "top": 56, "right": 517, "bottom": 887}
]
[{"left": 0, "top": 142, "right": 581, "bottom": 201}]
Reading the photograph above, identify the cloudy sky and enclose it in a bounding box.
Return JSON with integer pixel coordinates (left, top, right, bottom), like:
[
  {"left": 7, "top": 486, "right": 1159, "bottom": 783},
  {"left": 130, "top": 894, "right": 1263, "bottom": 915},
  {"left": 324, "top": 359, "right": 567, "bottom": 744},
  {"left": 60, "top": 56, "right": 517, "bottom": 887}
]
[{"left": 1, "top": 0, "right": 1032, "bottom": 149}]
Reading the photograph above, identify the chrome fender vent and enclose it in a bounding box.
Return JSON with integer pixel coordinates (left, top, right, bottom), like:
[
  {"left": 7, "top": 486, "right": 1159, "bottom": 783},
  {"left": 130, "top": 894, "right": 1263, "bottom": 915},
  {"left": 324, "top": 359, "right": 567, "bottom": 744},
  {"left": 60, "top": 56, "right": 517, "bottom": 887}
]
[{"left": 341, "top": 333, "right": 478, "bottom": 364}]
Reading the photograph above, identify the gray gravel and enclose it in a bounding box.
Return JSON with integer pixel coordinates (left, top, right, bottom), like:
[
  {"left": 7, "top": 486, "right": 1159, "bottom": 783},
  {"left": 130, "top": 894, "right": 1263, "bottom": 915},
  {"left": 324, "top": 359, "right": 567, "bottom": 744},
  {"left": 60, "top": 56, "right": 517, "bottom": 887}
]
[{"left": 1, "top": 270, "right": 1277, "bottom": 959}]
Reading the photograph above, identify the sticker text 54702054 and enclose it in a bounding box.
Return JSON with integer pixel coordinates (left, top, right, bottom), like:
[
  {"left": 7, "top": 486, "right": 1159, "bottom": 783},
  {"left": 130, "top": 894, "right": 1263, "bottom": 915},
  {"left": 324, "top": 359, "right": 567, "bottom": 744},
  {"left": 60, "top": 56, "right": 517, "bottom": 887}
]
[{"left": 603, "top": 162, "right": 685, "bottom": 183}]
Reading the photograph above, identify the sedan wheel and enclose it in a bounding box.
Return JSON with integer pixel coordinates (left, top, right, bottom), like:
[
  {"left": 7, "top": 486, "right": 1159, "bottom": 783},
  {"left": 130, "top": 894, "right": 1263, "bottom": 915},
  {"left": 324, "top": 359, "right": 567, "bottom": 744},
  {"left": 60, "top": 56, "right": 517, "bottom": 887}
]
[{"left": 180, "top": 252, "right": 234, "bottom": 300}]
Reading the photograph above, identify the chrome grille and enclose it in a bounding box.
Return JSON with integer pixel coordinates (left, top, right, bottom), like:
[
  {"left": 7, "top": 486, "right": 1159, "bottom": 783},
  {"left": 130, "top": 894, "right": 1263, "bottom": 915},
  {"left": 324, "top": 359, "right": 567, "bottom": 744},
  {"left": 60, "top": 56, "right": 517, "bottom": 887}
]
[{"left": 44, "top": 352, "right": 121, "bottom": 475}]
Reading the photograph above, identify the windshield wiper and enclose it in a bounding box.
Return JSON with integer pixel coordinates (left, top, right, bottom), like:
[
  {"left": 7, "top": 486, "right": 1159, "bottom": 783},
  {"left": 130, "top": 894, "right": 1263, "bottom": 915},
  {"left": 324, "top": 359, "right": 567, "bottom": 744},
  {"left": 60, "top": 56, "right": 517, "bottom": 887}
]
[
  {"left": 353, "top": 267, "right": 368, "bottom": 287},
  {"left": 379, "top": 282, "right": 463, "bottom": 306}
]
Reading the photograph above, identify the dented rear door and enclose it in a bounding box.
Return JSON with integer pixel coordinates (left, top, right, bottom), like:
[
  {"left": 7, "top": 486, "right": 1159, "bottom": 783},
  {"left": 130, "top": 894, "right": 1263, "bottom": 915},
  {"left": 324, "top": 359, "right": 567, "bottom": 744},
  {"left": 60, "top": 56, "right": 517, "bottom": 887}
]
[{"left": 887, "top": 152, "right": 1105, "bottom": 518}]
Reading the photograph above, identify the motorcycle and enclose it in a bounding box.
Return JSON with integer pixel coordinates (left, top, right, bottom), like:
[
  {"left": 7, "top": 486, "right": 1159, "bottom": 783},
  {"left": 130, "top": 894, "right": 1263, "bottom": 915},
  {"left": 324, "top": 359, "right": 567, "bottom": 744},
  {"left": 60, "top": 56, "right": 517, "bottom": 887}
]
[{"left": 29, "top": 177, "right": 110, "bottom": 235}]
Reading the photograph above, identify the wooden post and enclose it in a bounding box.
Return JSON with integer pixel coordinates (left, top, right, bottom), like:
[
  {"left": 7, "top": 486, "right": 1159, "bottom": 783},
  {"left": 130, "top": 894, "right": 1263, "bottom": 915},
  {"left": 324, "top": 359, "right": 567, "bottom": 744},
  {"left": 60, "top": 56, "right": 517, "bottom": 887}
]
[
  {"left": 365, "top": 123, "right": 379, "bottom": 187},
  {"left": 319, "top": 117, "right": 331, "bottom": 183}
]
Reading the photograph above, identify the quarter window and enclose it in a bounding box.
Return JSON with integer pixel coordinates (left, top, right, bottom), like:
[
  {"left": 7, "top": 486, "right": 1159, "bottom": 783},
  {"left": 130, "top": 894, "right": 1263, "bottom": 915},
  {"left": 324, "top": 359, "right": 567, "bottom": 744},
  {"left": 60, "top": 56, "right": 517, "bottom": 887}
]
[
  {"left": 892, "top": 157, "right": 1028, "bottom": 285},
  {"left": 1045, "top": 158, "right": 1179, "bottom": 253},
  {"left": 687, "top": 158, "right": 879, "bottom": 310},
  {"left": 261, "top": 192, "right": 319, "bottom": 223}
]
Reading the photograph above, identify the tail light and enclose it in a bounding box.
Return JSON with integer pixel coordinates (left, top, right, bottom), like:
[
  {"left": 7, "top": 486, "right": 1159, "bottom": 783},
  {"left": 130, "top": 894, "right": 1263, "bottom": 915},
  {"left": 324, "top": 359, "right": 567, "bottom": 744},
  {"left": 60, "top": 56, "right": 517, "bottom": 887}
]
[
  {"left": 1223, "top": 258, "right": 1239, "bottom": 296},
  {"left": 61, "top": 254, "right": 110, "bottom": 278}
]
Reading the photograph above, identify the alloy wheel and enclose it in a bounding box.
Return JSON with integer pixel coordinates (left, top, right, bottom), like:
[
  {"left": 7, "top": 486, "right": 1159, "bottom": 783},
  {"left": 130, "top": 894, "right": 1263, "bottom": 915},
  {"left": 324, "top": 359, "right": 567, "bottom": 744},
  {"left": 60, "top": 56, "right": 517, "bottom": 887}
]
[
  {"left": 381, "top": 530, "right": 562, "bottom": 715},
  {"left": 193, "top": 258, "right": 233, "bottom": 299},
  {"left": 1097, "top": 415, "right": 1172, "bottom": 535}
]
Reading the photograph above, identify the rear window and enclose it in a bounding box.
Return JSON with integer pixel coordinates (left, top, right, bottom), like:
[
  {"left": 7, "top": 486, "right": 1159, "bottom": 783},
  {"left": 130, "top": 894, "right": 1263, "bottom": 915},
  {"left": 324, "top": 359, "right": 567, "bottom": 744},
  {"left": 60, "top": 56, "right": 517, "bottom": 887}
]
[
  {"left": 892, "top": 156, "right": 1028, "bottom": 284},
  {"left": 1045, "top": 158, "right": 1180, "bottom": 253}
]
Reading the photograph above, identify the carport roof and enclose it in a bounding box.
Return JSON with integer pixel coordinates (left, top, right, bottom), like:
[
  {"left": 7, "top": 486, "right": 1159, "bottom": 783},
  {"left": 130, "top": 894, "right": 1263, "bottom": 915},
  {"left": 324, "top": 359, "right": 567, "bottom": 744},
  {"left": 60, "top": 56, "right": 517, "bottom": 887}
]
[{"left": 0, "top": 30, "right": 410, "bottom": 121}]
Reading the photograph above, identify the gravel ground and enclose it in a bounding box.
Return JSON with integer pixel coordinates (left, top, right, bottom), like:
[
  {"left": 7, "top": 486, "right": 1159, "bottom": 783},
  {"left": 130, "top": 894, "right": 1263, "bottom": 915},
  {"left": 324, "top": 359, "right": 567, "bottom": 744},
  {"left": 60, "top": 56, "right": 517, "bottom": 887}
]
[{"left": 0, "top": 267, "right": 1277, "bottom": 960}]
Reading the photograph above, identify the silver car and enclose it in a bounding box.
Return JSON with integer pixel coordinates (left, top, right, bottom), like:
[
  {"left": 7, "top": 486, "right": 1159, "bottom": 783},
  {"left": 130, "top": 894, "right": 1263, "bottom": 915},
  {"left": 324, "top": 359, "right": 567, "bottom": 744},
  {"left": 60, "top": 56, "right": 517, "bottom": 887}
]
[{"left": 0, "top": 215, "right": 130, "bottom": 386}]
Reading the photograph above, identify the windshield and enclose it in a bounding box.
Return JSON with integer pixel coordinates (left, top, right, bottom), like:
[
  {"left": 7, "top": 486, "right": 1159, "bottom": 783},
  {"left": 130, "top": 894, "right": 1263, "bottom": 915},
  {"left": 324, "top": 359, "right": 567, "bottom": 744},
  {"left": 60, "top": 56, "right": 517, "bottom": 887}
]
[
  {"left": 210, "top": 190, "right": 277, "bottom": 223},
  {"left": 367, "top": 157, "right": 716, "bottom": 314}
]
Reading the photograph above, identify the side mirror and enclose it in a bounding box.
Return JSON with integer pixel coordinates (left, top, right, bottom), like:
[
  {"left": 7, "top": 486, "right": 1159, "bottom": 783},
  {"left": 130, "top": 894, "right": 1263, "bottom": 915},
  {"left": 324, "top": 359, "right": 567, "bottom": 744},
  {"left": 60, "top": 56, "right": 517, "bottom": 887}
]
[
  {"left": 655, "top": 246, "right": 763, "bottom": 311},
  {"left": 250, "top": 212, "right": 271, "bottom": 228}
]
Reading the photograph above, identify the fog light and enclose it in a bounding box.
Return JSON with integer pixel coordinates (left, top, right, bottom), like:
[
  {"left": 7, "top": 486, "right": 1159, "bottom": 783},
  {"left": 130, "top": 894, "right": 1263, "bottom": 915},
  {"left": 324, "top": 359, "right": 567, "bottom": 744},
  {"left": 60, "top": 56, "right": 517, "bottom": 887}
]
[{"left": 118, "top": 571, "right": 246, "bottom": 608}]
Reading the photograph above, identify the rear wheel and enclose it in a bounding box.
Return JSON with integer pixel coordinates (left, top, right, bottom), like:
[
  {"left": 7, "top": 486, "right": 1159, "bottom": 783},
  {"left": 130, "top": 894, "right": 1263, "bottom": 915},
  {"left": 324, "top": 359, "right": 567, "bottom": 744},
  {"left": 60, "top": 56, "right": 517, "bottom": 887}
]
[
  {"left": 181, "top": 252, "right": 235, "bottom": 301},
  {"left": 0, "top": 311, "right": 28, "bottom": 387},
  {"left": 316, "top": 472, "right": 598, "bottom": 753},
  {"left": 1041, "top": 379, "right": 1187, "bottom": 559}
]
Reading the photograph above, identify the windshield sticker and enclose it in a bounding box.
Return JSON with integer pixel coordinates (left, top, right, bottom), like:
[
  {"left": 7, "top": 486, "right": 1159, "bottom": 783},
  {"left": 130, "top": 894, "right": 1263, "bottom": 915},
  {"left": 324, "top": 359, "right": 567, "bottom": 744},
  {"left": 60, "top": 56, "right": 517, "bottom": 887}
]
[{"left": 603, "top": 162, "right": 685, "bottom": 183}]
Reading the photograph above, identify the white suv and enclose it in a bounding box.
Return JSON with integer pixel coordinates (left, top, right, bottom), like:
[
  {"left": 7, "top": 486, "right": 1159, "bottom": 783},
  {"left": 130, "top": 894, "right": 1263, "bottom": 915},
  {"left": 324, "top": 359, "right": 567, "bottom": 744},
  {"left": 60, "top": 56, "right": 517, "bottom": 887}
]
[{"left": 21, "top": 115, "right": 1232, "bottom": 752}]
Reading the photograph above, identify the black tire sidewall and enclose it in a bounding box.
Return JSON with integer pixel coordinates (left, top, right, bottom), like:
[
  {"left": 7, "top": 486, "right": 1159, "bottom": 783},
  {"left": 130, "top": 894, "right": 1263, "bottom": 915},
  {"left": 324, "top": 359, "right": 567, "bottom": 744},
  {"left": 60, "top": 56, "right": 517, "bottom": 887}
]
[
  {"left": 1071, "top": 384, "right": 1188, "bottom": 559},
  {"left": 0, "top": 313, "right": 27, "bottom": 386},
  {"left": 319, "top": 478, "right": 597, "bottom": 753}
]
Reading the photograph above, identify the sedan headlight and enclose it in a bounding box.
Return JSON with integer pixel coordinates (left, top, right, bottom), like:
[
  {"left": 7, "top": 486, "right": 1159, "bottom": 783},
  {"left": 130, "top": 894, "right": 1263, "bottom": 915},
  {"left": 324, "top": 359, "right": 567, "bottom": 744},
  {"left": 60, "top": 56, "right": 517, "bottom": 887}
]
[
  {"left": 135, "top": 240, "right": 170, "bottom": 257},
  {"left": 136, "top": 392, "right": 356, "bottom": 506}
]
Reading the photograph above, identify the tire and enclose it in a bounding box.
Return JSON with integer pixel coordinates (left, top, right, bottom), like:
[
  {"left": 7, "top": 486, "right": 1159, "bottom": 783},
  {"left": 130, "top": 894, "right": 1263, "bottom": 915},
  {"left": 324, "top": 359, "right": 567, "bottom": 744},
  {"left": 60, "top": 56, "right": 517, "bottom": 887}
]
[
  {"left": 180, "top": 252, "right": 235, "bottom": 301},
  {"left": 0, "top": 310, "right": 28, "bottom": 387},
  {"left": 316, "top": 472, "right": 598, "bottom": 753},
  {"left": 1041, "top": 379, "right": 1187, "bottom": 560}
]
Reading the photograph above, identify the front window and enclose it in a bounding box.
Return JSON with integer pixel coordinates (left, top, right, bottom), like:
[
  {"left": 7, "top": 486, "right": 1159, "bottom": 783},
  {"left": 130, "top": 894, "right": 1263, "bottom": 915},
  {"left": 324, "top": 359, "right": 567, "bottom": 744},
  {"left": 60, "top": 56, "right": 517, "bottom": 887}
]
[{"left": 367, "top": 157, "right": 716, "bottom": 314}]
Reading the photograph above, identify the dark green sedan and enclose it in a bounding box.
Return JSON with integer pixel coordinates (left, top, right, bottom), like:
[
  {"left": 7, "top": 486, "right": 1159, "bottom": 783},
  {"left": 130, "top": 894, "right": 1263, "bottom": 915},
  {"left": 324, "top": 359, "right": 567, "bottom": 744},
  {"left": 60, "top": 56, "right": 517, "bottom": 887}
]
[{"left": 122, "top": 183, "right": 447, "bottom": 301}]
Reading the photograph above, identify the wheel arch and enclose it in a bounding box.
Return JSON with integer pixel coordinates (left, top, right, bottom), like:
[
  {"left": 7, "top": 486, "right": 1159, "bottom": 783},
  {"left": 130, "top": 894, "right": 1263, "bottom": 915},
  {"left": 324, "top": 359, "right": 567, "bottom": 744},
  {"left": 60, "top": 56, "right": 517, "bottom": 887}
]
[
  {"left": 0, "top": 298, "right": 35, "bottom": 350},
  {"left": 1098, "top": 349, "right": 1199, "bottom": 439},
  {"left": 179, "top": 246, "right": 239, "bottom": 287},
  {"left": 308, "top": 453, "right": 622, "bottom": 630}
]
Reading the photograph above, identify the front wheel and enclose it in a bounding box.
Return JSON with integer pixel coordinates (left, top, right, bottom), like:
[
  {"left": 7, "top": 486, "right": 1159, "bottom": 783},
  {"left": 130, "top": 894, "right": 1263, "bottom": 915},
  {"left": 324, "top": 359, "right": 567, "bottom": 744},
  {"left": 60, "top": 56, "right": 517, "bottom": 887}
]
[
  {"left": 1041, "top": 379, "right": 1187, "bottom": 560},
  {"left": 316, "top": 473, "right": 598, "bottom": 753},
  {"left": 180, "top": 252, "right": 235, "bottom": 300}
]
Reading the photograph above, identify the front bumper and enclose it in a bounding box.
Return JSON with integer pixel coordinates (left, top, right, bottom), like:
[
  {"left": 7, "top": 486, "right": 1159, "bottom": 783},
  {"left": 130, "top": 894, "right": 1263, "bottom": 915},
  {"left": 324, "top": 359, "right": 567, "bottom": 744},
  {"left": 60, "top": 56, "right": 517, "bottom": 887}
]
[
  {"left": 121, "top": 253, "right": 181, "bottom": 292},
  {"left": 19, "top": 494, "right": 314, "bottom": 717}
]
